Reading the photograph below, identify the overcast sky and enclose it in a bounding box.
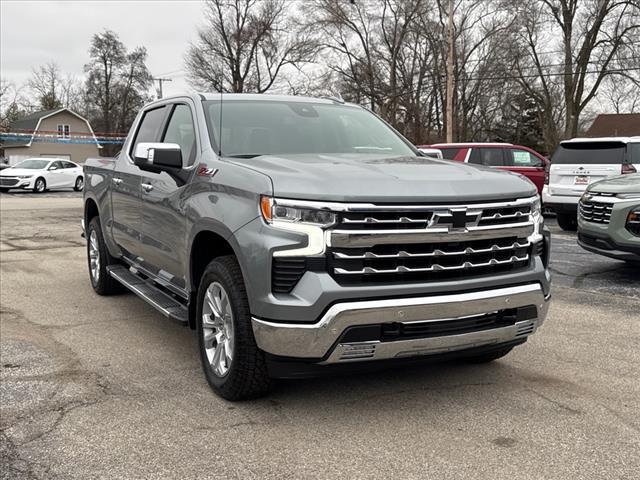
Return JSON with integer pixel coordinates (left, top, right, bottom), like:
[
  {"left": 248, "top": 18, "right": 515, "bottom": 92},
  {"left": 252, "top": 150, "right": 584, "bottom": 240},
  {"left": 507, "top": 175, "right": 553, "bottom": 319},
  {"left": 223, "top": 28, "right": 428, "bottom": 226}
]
[{"left": 1, "top": 0, "right": 205, "bottom": 97}]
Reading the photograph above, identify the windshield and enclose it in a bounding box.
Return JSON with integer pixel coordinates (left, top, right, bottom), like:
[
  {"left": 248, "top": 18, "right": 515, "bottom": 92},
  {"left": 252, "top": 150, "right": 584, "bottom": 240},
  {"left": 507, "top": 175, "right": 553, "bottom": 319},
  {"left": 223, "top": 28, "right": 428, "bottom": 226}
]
[
  {"left": 552, "top": 142, "right": 625, "bottom": 164},
  {"left": 203, "top": 100, "right": 415, "bottom": 158},
  {"left": 11, "top": 159, "right": 50, "bottom": 169}
]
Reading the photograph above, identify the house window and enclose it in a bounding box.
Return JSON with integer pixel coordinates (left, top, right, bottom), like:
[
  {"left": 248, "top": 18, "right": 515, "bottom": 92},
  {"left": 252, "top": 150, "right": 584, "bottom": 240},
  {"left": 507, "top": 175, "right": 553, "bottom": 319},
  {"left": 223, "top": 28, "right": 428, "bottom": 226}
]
[{"left": 57, "top": 124, "right": 70, "bottom": 139}]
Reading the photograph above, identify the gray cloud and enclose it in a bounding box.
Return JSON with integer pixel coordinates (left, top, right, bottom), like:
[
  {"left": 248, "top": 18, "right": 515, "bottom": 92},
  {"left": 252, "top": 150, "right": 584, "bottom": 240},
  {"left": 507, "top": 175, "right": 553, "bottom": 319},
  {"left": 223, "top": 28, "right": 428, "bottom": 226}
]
[{"left": 0, "top": 0, "right": 205, "bottom": 96}]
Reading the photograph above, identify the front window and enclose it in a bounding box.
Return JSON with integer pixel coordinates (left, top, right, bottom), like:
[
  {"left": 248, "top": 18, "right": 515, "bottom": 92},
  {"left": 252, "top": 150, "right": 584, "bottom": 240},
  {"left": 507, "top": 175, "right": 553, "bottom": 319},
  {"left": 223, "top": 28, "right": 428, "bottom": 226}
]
[
  {"left": 11, "top": 159, "right": 50, "bottom": 170},
  {"left": 203, "top": 100, "right": 415, "bottom": 158}
]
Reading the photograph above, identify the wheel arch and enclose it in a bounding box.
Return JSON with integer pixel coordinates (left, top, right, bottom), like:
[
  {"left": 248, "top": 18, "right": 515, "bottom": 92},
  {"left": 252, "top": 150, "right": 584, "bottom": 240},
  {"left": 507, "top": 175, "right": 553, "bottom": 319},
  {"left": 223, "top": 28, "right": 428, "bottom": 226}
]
[{"left": 188, "top": 227, "right": 248, "bottom": 329}]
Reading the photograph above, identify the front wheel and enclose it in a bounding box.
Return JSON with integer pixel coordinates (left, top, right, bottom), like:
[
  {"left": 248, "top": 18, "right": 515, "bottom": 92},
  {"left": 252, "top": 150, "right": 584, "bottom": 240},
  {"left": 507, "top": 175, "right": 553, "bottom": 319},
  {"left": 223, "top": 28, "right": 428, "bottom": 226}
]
[
  {"left": 73, "top": 176, "right": 84, "bottom": 191},
  {"left": 33, "top": 177, "right": 46, "bottom": 193},
  {"left": 196, "top": 256, "right": 270, "bottom": 400},
  {"left": 556, "top": 213, "right": 577, "bottom": 231}
]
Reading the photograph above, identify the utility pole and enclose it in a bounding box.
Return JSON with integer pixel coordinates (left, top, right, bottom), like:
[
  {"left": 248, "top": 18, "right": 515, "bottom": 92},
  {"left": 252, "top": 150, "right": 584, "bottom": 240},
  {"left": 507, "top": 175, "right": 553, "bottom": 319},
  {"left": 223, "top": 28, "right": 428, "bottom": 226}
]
[
  {"left": 445, "top": 0, "right": 454, "bottom": 143},
  {"left": 153, "top": 77, "right": 173, "bottom": 99}
]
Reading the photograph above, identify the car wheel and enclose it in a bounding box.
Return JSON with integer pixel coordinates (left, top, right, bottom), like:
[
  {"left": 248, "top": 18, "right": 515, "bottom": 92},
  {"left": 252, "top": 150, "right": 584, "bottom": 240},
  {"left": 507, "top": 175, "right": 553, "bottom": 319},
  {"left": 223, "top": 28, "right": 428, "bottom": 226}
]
[
  {"left": 556, "top": 213, "right": 577, "bottom": 231},
  {"left": 86, "top": 217, "right": 122, "bottom": 295},
  {"left": 464, "top": 346, "right": 514, "bottom": 364},
  {"left": 0, "top": 188, "right": 9, "bottom": 193},
  {"left": 196, "top": 255, "right": 270, "bottom": 400},
  {"left": 73, "top": 176, "right": 84, "bottom": 191},
  {"left": 33, "top": 177, "right": 46, "bottom": 193}
]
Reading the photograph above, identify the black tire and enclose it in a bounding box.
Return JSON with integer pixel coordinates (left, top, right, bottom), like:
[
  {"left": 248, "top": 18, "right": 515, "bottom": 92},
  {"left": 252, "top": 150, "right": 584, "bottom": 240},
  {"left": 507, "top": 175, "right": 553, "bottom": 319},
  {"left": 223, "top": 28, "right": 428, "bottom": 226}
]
[
  {"left": 465, "top": 346, "right": 514, "bottom": 364},
  {"left": 0, "top": 188, "right": 9, "bottom": 193},
  {"left": 86, "top": 217, "right": 122, "bottom": 295},
  {"left": 33, "top": 177, "right": 46, "bottom": 193},
  {"left": 556, "top": 213, "right": 577, "bottom": 231},
  {"left": 73, "top": 176, "right": 84, "bottom": 191},
  {"left": 196, "top": 255, "right": 270, "bottom": 400}
]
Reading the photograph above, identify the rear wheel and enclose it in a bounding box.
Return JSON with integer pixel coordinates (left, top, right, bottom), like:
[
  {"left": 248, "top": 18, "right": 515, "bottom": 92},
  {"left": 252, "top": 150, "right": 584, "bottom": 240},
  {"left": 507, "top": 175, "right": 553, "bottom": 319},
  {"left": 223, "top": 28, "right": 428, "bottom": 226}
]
[
  {"left": 196, "top": 255, "right": 270, "bottom": 400},
  {"left": 465, "top": 346, "right": 514, "bottom": 364},
  {"left": 86, "top": 217, "right": 122, "bottom": 295},
  {"left": 73, "top": 176, "right": 84, "bottom": 191},
  {"left": 33, "top": 177, "right": 46, "bottom": 193},
  {"left": 556, "top": 213, "right": 577, "bottom": 231}
]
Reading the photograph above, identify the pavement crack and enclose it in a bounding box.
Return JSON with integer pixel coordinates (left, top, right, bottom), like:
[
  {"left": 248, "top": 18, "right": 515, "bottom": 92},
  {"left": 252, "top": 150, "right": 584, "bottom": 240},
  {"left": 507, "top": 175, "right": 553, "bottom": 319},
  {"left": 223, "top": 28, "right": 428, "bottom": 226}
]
[{"left": 526, "top": 388, "right": 582, "bottom": 415}]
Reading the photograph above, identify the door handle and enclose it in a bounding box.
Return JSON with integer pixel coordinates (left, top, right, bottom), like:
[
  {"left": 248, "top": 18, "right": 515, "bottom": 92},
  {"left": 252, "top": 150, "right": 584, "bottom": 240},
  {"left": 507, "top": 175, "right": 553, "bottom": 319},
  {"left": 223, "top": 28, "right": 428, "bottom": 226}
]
[
  {"left": 112, "top": 177, "right": 123, "bottom": 186},
  {"left": 141, "top": 183, "right": 153, "bottom": 193}
]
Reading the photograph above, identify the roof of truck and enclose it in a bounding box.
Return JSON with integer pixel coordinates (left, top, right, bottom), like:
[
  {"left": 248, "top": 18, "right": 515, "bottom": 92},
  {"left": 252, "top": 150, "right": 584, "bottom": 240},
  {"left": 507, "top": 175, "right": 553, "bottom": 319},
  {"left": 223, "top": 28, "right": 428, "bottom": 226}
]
[{"left": 561, "top": 137, "right": 640, "bottom": 144}]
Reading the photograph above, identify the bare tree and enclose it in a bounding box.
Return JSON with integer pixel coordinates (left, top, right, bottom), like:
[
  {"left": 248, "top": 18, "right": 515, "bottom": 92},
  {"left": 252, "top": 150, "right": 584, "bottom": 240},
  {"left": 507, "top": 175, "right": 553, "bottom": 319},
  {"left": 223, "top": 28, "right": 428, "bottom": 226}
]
[
  {"left": 186, "top": 0, "right": 316, "bottom": 93},
  {"left": 0, "top": 79, "right": 31, "bottom": 129},
  {"left": 512, "top": 0, "right": 640, "bottom": 146}
]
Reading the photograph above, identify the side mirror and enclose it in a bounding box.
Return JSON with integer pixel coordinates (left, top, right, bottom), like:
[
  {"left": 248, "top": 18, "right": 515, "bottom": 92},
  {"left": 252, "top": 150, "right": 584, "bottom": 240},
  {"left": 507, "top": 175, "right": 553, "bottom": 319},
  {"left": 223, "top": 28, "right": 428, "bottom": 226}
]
[
  {"left": 49, "top": 165, "right": 58, "bottom": 171},
  {"left": 133, "top": 142, "right": 182, "bottom": 172}
]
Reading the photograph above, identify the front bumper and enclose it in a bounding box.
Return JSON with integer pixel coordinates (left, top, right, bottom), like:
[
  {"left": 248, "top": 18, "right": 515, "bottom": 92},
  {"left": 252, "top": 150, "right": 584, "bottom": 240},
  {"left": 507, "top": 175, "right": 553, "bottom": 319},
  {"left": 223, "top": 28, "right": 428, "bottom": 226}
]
[{"left": 252, "top": 283, "right": 550, "bottom": 364}]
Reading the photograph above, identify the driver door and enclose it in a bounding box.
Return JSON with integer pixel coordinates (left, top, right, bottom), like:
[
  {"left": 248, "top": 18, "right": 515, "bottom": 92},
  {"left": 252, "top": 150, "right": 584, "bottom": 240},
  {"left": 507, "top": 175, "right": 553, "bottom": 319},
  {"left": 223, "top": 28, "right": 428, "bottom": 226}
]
[{"left": 46, "top": 160, "right": 65, "bottom": 187}]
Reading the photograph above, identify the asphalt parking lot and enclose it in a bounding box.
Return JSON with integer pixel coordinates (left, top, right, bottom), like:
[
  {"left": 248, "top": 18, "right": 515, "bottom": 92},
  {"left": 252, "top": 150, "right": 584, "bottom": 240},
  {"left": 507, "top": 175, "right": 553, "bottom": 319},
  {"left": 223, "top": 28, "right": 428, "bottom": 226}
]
[{"left": 1, "top": 192, "right": 638, "bottom": 479}]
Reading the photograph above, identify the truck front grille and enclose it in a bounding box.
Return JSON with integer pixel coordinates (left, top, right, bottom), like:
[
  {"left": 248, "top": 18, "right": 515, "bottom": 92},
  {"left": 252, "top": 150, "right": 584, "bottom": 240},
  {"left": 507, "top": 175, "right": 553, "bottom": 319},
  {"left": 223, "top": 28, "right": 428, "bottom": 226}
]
[
  {"left": 579, "top": 198, "right": 612, "bottom": 224},
  {"left": 330, "top": 236, "right": 530, "bottom": 283},
  {"left": 328, "top": 198, "right": 537, "bottom": 285}
]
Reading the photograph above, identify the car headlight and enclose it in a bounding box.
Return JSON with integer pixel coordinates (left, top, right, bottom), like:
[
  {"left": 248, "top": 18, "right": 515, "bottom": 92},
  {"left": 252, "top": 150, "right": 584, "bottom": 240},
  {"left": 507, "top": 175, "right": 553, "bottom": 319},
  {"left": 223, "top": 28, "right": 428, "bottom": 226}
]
[
  {"left": 260, "top": 196, "right": 336, "bottom": 228},
  {"left": 617, "top": 192, "right": 640, "bottom": 199},
  {"left": 17, "top": 175, "right": 32, "bottom": 179},
  {"left": 530, "top": 196, "right": 541, "bottom": 216}
]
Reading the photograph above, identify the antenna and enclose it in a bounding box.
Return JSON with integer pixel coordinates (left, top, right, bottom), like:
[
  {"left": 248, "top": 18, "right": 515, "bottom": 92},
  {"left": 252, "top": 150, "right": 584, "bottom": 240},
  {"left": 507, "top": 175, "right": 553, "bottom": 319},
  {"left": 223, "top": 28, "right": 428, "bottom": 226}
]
[{"left": 218, "top": 81, "right": 223, "bottom": 157}]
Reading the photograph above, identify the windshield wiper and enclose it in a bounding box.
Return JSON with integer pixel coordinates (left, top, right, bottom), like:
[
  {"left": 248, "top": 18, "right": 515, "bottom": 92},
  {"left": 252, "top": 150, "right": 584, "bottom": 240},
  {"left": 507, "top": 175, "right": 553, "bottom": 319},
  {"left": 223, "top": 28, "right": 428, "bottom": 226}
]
[{"left": 226, "top": 154, "right": 265, "bottom": 159}]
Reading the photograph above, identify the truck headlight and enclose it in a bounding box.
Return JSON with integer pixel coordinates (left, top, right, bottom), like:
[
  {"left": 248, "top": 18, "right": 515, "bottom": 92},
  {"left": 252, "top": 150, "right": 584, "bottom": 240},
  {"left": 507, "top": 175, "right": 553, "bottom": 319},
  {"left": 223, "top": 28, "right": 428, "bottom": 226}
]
[
  {"left": 618, "top": 192, "right": 640, "bottom": 199},
  {"left": 260, "top": 196, "right": 336, "bottom": 227},
  {"left": 530, "top": 196, "right": 541, "bottom": 216}
]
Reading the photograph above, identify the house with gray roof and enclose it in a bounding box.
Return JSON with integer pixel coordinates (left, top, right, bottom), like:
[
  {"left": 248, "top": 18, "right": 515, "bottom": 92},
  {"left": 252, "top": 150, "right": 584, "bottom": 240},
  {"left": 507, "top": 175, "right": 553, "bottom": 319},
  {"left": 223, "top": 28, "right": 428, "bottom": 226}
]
[{"left": 0, "top": 108, "right": 101, "bottom": 165}]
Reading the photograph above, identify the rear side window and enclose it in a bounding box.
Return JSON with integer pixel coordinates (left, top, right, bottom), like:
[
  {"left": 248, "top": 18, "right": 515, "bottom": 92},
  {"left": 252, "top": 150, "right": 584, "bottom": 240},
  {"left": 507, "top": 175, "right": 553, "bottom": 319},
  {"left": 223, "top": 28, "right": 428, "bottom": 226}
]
[
  {"left": 506, "top": 149, "right": 543, "bottom": 167},
  {"left": 469, "top": 148, "right": 505, "bottom": 166},
  {"left": 63, "top": 161, "right": 76, "bottom": 168},
  {"left": 552, "top": 142, "right": 625, "bottom": 164},
  {"left": 439, "top": 148, "right": 461, "bottom": 160},
  {"left": 130, "top": 106, "right": 166, "bottom": 157},
  {"left": 629, "top": 143, "right": 640, "bottom": 163}
]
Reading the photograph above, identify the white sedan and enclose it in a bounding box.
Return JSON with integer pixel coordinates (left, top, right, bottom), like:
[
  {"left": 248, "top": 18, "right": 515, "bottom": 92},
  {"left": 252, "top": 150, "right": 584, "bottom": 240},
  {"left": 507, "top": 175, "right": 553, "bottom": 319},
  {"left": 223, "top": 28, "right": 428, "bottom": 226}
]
[{"left": 0, "top": 158, "right": 84, "bottom": 193}]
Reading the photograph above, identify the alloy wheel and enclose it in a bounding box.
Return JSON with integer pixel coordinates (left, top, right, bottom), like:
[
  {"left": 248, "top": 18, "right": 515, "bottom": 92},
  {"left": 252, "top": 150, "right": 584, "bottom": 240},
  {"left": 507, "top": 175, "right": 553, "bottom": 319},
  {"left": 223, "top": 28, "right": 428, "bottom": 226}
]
[
  {"left": 35, "top": 179, "right": 45, "bottom": 192},
  {"left": 76, "top": 177, "right": 84, "bottom": 191},
  {"left": 202, "top": 281, "right": 234, "bottom": 377},
  {"left": 89, "top": 229, "right": 100, "bottom": 283}
]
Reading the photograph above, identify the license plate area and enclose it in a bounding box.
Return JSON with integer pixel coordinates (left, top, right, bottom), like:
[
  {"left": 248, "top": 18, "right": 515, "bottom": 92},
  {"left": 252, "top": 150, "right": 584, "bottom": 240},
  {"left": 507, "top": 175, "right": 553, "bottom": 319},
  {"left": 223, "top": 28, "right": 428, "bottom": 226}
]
[{"left": 574, "top": 175, "right": 590, "bottom": 185}]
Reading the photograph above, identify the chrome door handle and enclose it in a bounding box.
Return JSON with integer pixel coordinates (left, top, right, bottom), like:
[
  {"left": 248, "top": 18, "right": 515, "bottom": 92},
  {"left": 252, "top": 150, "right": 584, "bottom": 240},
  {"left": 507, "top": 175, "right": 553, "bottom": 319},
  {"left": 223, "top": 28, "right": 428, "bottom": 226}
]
[
  {"left": 141, "top": 183, "right": 153, "bottom": 193},
  {"left": 112, "top": 178, "right": 123, "bottom": 186}
]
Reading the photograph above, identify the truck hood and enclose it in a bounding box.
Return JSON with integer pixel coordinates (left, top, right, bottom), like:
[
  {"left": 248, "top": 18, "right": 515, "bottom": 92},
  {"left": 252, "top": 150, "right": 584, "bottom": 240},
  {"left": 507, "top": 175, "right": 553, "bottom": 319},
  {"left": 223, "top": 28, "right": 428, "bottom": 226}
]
[
  {"left": 588, "top": 173, "right": 640, "bottom": 194},
  {"left": 227, "top": 153, "right": 537, "bottom": 202},
  {"left": 0, "top": 168, "right": 42, "bottom": 176}
]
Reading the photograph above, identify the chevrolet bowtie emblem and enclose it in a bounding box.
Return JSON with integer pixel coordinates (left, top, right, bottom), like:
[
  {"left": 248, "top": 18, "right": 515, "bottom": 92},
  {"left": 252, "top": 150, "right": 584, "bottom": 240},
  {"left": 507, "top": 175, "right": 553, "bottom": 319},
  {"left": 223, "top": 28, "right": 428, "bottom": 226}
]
[{"left": 431, "top": 208, "right": 482, "bottom": 231}]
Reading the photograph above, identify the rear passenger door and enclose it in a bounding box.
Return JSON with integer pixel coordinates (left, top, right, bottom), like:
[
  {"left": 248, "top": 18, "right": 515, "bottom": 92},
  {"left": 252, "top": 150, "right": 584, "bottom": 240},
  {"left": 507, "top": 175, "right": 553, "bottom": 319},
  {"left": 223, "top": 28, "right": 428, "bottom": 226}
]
[
  {"left": 139, "top": 102, "right": 197, "bottom": 294},
  {"left": 505, "top": 148, "right": 546, "bottom": 192}
]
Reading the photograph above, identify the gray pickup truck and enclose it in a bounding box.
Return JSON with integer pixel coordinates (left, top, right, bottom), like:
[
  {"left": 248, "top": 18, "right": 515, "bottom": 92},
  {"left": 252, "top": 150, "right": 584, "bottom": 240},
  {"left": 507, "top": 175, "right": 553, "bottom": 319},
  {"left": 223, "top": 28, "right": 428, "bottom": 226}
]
[{"left": 83, "top": 93, "right": 551, "bottom": 400}]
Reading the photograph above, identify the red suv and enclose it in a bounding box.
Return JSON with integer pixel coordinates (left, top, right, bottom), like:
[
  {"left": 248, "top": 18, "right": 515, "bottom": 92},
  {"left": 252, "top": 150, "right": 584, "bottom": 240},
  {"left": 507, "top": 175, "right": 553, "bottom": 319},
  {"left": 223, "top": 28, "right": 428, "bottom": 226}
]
[{"left": 419, "top": 143, "right": 549, "bottom": 194}]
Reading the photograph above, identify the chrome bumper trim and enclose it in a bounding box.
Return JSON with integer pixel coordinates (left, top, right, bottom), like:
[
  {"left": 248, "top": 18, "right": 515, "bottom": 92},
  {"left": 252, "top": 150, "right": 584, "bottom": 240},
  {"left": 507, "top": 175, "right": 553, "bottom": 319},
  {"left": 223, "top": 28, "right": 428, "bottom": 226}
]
[{"left": 251, "top": 283, "right": 549, "bottom": 361}]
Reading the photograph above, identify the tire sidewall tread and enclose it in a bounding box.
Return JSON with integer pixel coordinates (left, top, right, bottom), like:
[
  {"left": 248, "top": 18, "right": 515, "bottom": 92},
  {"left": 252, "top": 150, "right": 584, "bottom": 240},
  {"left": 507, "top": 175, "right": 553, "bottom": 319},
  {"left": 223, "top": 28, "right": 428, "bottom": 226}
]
[{"left": 196, "top": 255, "right": 270, "bottom": 400}]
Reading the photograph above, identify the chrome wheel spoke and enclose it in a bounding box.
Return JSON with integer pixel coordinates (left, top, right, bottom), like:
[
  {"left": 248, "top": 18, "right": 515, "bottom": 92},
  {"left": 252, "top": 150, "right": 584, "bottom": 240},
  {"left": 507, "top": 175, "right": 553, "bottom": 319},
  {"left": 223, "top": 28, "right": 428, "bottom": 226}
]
[{"left": 202, "top": 281, "right": 234, "bottom": 377}]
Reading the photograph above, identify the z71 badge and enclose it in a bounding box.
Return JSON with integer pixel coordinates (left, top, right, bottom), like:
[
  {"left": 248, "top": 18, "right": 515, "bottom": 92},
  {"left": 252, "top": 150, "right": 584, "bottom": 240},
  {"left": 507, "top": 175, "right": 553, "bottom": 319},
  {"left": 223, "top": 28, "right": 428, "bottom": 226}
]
[{"left": 197, "top": 165, "right": 219, "bottom": 177}]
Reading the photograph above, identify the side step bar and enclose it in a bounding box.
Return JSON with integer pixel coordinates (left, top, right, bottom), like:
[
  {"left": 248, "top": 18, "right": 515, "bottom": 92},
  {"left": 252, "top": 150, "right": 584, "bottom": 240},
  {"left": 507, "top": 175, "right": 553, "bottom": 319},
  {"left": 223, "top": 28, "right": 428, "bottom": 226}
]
[{"left": 107, "top": 265, "right": 188, "bottom": 325}]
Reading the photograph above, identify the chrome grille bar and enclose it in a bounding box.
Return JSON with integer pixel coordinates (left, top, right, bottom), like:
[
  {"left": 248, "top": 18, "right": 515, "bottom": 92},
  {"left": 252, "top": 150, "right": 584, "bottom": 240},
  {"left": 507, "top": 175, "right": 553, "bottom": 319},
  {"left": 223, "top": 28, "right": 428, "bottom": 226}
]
[
  {"left": 334, "top": 254, "right": 530, "bottom": 275},
  {"left": 342, "top": 216, "right": 430, "bottom": 225},
  {"left": 333, "top": 240, "right": 531, "bottom": 260}
]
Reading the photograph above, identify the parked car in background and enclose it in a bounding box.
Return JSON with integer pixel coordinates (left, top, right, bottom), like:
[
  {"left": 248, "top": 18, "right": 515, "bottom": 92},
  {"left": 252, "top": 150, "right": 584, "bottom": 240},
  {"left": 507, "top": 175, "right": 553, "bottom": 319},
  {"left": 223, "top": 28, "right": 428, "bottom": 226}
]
[
  {"left": 543, "top": 137, "right": 639, "bottom": 231},
  {"left": 428, "top": 143, "right": 548, "bottom": 194},
  {"left": 0, "top": 158, "right": 84, "bottom": 193},
  {"left": 416, "top": 146, "right": 443, "bottom": 159},
  {"left": 577, "top": 173, "right": 640, "bottom": 264}
]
